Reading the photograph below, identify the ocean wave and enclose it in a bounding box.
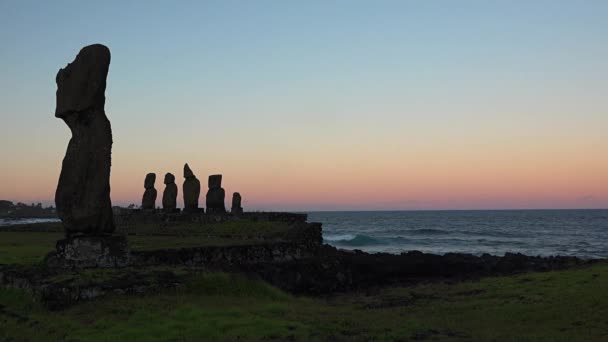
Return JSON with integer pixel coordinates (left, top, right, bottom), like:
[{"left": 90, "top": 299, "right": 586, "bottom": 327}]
[
  {"left": 324, "top": 234, "right": 385, "bottom": 246},
  {"left": 407, "top": 228, "right": 448, "bottom": 235},
  {"left": 323, "top": 234, "right": 357, "bottom": 242},
  {"left": 382, "top": 228, "right": 523, "bottom": 238},
  {"left": 475, "top": 238, "right": 528, "bottom": 246},
  {"left": 464, "top": 230, "right": 523, "bottom": 238},
  {"left": 324, "top": 232, "right": 533, "bottom": 249}
]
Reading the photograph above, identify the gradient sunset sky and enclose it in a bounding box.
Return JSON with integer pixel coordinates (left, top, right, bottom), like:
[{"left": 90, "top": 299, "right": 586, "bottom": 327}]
[{"left": 1, "top": 1, "right": 607, "bottom": 210}]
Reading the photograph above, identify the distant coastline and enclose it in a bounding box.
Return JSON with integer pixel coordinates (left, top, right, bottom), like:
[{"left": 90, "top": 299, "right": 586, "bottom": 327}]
[
  {"left": 0, "top": 200, "right": 57, "bottom": 220},
  {"left": 0, "top": 217, "right": 60, "bottom": 227}
]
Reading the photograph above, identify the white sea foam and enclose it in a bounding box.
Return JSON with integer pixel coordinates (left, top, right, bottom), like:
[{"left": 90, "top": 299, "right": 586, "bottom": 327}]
[{"left": 323, "top": 233, "right": 357, "bottom": 242}]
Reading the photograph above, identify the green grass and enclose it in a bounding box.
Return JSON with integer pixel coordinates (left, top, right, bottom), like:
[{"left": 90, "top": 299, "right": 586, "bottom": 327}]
[
  {"left": 2, "top": 262, "right": 608, "bottom": 341},
  {"left": 0, "top": 231, "right": 62, "bottom": 265}
]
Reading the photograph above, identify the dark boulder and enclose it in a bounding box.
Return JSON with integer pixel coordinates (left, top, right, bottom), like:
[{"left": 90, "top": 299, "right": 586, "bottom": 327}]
[{"left": 54, "top": 44, "right": 115, "bottom": 236}]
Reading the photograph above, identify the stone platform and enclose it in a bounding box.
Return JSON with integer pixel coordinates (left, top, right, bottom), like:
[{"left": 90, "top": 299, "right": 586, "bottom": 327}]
[{"left": 45, "top": 235, "right": 130, "bottom": 269}]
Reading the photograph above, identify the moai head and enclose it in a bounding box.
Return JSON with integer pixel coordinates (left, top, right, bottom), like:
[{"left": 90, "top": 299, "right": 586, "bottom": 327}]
[
  {"left": 55, "top": 44, "right": 111, "bottom": 120},
  {"left": 208, "top": 174, "right": 222, "bottom": 189},
  {"left": 232, "top": 192, "right": 242, "bottom": 207},
  {"left": 184, "top": 163, "right": 194, "bottom": 179},
  {"left": 144, "top": 173, "right": 156, "bottom": 189},
  {"left": 164, "top": 173, "right": 175, "bottom": 185}
]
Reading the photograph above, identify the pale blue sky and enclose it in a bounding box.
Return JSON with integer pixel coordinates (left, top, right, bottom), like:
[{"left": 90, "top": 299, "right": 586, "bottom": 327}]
[{"left": 1, "top": 1, "right": 607, "bottom": 210}]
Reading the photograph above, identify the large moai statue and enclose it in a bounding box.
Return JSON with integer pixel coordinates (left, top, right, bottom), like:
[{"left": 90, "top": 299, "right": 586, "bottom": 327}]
[
  {"left": 231, "top": 192, "right": 243, "bottom": 215},
  {"left": 48, "top": 44, "right": 129, "bottom": 268},
  {"left": 141, "top": 173, "right": 157, "bottom": 210},
  {"left": 162, "top": 173, "right": 178, "bottom": 210},
  {"left": 206, "top": 174, "right": 226, "bottom": 214},
  {"left": 54, "top": 44, "right": 115, "bottom": 236},
  {"left": 182, "top": 163, "right": 201, "bottom": 212}
]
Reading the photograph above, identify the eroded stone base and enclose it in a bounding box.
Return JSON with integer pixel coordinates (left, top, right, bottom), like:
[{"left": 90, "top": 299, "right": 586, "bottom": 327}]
[{"left": 45, "top": 235, "right": 130, "bottom": 269}]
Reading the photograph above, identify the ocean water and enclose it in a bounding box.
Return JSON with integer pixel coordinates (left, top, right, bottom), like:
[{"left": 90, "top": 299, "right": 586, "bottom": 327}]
[
  {"left": 0, "top": 218, "right": 60, "bottom": 227},
  {"left": 308, "top": 210, "right": 608, "bottom": 259}
]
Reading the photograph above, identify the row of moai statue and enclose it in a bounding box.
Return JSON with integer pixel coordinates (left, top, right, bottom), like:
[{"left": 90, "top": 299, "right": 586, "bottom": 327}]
[{"left": 141, "top": 163, "right": 243, "bottom": 214}]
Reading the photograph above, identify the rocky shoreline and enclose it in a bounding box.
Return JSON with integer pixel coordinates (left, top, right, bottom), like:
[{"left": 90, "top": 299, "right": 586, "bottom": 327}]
[{"left": 252, "top": 245, "right": 592, "bottom": 295}]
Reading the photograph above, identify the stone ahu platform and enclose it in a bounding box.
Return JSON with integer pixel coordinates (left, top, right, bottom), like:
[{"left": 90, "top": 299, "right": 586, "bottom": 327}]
[
  {"left": 44, "top": 235, "right": 131, "bottom": 269},
  {"left": 0, "top": 220, "right": 323, "bottom": 309},
  {"left": 116, "top": 210, "right": 308, "bottom": 225}
]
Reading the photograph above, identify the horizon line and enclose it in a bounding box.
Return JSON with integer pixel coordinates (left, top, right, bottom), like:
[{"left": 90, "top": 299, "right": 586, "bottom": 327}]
[{"left": 4, "top": 199, "right": 606, "bottom": 213}]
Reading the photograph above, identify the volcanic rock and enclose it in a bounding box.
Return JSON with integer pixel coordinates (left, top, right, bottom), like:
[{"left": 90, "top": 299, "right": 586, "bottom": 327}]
[
  {"left": 45, "top": 235, "right": 130, "bottom": 269},
  {"left": 54, "top": 44, "right": 115, "bottom": 236}
]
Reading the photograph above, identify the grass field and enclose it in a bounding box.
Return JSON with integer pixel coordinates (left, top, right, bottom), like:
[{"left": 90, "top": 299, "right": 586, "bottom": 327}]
[
  {"left": 1, "top": 262, "right": 607, "bottom": 341},
  {"left": 0, "top": 231, "right": 61, "bottom": 265}
]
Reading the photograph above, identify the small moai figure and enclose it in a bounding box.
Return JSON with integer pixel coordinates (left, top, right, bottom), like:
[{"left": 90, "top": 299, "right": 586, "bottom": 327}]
[
  {"left": 162, "top": 173, "right": 178, "bottom": 211},
  {"left": 141, "top": 173, "right": 157, "bottom": 210},
  {"left": 231, "top": 192, "right": 243, "bottom": 215},
  {"left": 182, "top": 163, "right": 201, "bottom": 212},
  {"left": 206, "top": 174, "right": 226, "bottom": 214}
]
